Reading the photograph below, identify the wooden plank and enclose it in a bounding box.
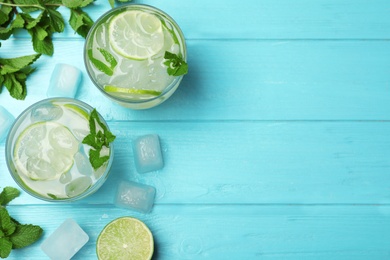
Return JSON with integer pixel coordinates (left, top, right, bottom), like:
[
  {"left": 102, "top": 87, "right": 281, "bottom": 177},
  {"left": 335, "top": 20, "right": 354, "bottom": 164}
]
[
  {"left": 1, "top": 121, "right": 389, "bottom": 205},
  {"left": 6, "top": 204, "right": 390, "bottom": 259},
  {"left": 0, "top": 39, "right": 389, "bottom": 120},
  {"left": 11, "top": 0, "right": 390, "bottom": 40}
]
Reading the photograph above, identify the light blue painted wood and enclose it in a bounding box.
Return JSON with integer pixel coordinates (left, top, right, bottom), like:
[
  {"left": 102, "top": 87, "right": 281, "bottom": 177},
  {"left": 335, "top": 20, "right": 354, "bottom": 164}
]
[
  {"left": 1, "top": 40, "right": 389, "bottom": 120},
  {"left": 5, "top": 205, "right": 390, "bottom": 259},
  {"left": 0, "top": 0, "right": 389, "bottom": 259},
  {"left": 1, "top": 122, "right": 390, "bottom": 205},
  {"left": 12, "top": 0, "right": 390, "bottom": 40}
]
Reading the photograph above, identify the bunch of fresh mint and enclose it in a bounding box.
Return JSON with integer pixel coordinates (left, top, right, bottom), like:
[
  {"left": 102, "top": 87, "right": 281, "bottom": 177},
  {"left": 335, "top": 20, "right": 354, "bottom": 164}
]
[
  {"left": 0, "top": 186, "right": 43, "bottom": 259},
  {"left": 0, "top": 0, "right": 131, "bottom": 100}
]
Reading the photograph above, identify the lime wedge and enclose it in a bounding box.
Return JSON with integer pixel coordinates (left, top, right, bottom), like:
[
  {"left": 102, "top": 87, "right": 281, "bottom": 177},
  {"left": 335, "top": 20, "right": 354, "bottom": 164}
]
[
  {"left": 14, "top": 122, "right": 78, "bottom": 181},
  {"left": 104, "top": 85, "right": 162, "bottom": 96},
  {"left": 108, "top": 10, "right": 164, "bottom": 60},
  {"left": 96, "top": 217, "right": 154, "bottom": 260}
]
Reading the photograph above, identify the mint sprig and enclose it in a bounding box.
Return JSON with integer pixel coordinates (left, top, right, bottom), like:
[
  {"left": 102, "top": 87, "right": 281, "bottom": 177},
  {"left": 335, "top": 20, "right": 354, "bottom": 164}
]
[
  {"left": 0, "top": 50, "right": 41, "bottom": 100},
  {"left": 0, "top": 187, "right": 43, "bottom": 259},
  {"left": 164, "top": 51, "right": 188, "bottom": 76},
  {"left": 82, "top": 109, "right": 116, "bottom": 170}
]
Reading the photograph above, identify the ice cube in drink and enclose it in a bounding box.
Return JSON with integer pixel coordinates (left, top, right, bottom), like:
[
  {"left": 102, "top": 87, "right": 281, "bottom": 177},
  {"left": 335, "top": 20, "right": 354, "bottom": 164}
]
[
  {"left": 5, "top": 98, "right": 115, "bottom": 201},
  {"left": 84, "top": 4, "right": 187, "bottom": 109}
]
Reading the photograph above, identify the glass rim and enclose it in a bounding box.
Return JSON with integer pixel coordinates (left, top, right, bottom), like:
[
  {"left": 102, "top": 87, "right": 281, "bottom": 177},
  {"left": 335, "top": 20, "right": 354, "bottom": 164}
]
[
  {"left": 83, "top": 3, "right": 187, "bottom": 105},
  {"left": 5, "top": 97, "right": 114, "bottom": 202}
]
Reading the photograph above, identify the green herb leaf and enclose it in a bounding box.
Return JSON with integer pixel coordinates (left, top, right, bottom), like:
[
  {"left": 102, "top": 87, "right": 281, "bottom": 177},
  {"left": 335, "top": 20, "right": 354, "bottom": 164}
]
[
  {"left": 164, "top": 51, "right": 188, "bottom": 76},
  {"left": 89, "top": 148, "right": 109, "bottom": 170},
  {"left": 108, "top": 0, "right": 115, "bottom": 8},
  {"left": 0, "top": 237, "right": 12, "bottom": 259},
  {"left": 82, "top": 109, "right": 116, "bottom": 170},
  {"left": 98, "top": 48, "right": 117, "bottom": 69},
  {"left": 63, "top": 0, "right": 94, "bottom": 9},
  {"left": 0, "top": 187, "right": 20, "bottom": 206},
  {"left": 0, "top": 207, "right": 16, "bottom": 236},
  {"left": 0, "top": 54, "right": 41, "bottom": 75},
  {"left": 69, "top": 8, "right": 94, "bottom": 38},
  {"left": 87, "top": 48, "right": 118, "bottom": 77},
  {"left": 0, "top": 54, "right": 40, "bottom": 100},
  {"left": 87, "top": 49, "right": 114, "bottom": 76},
  {"left": 47, "top": 8, "right": 65, "bottom": 33},
  {"left": 9, "top": 224, "right": 43, "bottom": 249}
]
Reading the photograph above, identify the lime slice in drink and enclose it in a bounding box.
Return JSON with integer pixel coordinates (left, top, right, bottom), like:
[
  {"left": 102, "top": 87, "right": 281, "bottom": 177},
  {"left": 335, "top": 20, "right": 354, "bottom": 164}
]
[
  {"left": 108, "top": 10, "right": 164, "bottom": 60},
  {"left": 64, "top": 103, "right": 90, "bottom": 120},
  {"left": 14, "top": 122, "right": 78, "bottom": 181},
  {"left": 96, "top": 217, "right": 154, "bottom": 260},
  {"left": 104, "top": 85, "right": 162, "bottom": 96}
]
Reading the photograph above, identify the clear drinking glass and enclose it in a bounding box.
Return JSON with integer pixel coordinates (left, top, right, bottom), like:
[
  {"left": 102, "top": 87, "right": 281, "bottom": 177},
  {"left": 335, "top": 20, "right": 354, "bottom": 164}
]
[
  {"left": 5, "top": 98, "right": 114, "bottom": 202},
  {"left": 84, "top": 4, "right": 187, "bottom": 109}
]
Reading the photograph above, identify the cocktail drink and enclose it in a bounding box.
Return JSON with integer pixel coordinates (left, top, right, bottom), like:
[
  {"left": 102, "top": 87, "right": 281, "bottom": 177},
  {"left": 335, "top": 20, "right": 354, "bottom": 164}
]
[
  {"left": 5, "top": 98, "right": 115, "bottom": 202},
  {"left": 84, "top": 4, "right": 188, "bottom": 109}
]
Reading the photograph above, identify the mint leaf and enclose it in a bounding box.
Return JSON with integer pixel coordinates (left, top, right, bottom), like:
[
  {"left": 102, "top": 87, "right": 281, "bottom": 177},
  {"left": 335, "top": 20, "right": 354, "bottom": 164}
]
[
  {"left": 108, "top": 0, "right": 115, "bottom": 8},
  {"left": 9, "top": 224, "right": 43, "bottom": 249},
  {"left": 0, "top": 238, "right": 12, "bottom": 259},
  {"left": 63, "top": 0, "right": 94, "bottom": 9},
  {"left": 98, "top": 48, "right": 117, "bottom": 69},
  {"left": 47, "top": 8, "right": 65, "bottom": 33},
  {"left": 0, "top": 208, "right": 16, "bottom": 236},
  {"left": 0, "top": 54, "right": 41, "bottom": 75},
  {"left": 0, "top": 187, "right": 20, "bottom": 206},
  {"left": 89, "top": 148, "right": 109, "bottom": 170},
  {"left": 69, "top": 8, "right": 93, "bottom": 38},
  {"left": 0, "top": 53, "right": 40, "bottom": 100},
  {"left": 87, "top": 49, "right": 115, "bottom": 76},
  {"left": 82, "top": 109, "right": 116, "bottom": 170},
  {"left": 164, "top": 51, "right": 188, "bottom": 76}
]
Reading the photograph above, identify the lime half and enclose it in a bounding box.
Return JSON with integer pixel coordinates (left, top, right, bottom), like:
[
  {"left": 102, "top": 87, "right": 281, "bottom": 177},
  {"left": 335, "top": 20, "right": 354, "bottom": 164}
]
[
  {"left": 96, "top": 217, "right": 154, "bottom": 260},
  {"left": 108, "top": 10, "right": 164, "bottom": 60},
  {"left": 14, "top": 122, "right": 78, "bottom": 181}
]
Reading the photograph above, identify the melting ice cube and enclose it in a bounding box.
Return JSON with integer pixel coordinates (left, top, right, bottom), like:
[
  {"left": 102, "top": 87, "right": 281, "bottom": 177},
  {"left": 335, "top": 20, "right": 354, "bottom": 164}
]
[
  {"left": 115, "top": 180, "right": 156, "bottom": 213},
  {"left": 0, "top": 106, "right": 14, "bottom": 142},
  {"left": 133, "top": 134, "right": 164, "bottom": 173},
  {"left": 47, "top": 63, "right": 82, "bottom": 98},
  {"left": 40, "top": 218, "right": 89, "bottom": 260}
]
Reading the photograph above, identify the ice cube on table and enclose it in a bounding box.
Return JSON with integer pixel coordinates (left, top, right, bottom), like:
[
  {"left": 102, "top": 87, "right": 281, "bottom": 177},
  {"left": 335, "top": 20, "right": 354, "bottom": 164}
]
[
  {"left": 47, "top": 63, "right": 82, "bottom": 98},
  {"left": 133, "top": 134, "right": 164, "bottom": 173},
  {"left": 0, "top": 106, "right": 14, "bottom": 142},
  {"left": 40, "top": 218, "right": 89, "bottom": 260},
  {"left": 115, "top": 180, "right": 156, "bottom": 213}
]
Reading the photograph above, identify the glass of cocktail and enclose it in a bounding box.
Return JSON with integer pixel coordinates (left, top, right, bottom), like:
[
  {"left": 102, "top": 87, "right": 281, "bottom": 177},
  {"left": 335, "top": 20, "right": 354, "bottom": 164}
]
[
  {"left": 84, "top": 4, "right": 188, "bottom": 109},
  {"left": 5, "top": 98, "right": 115, "bottom": 202}
]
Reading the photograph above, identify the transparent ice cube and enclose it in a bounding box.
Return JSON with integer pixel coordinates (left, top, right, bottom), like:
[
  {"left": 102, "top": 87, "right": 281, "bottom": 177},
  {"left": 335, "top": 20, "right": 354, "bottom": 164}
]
[
  {"left": 65, "top": 176, "right": 92, "bottom": 197},
  {"left": 30, "top": 103, "right": 63, "bottom": 122},
  {"left": 115, "top": 180, "right": 156, "bottom": 213},
  {"left": 40, "top": 218, "right": 89, "bottom": 260},
  {"left": 133, "top": 134, "right": 164, "bottom": 173},
  {"left": 75, "top": 152, "right": 93, "bottom": 176},
  {"left": 59, "top": 170, "right": 72, "bottom": 184},
  {"left": 47, "top": 63, "right": 82, "bottom": 98},
  {"left": 0, "top": 106, "right": 15, "bottom": 142}
]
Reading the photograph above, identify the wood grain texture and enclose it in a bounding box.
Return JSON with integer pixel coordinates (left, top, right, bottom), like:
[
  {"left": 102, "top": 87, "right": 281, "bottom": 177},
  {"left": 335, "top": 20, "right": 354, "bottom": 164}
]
[
  {"left": 5, "top": 205, "right": 390, "bottom": 259},
  {"left": 0, "top": 0, "right": 389, "bottom": 259}
]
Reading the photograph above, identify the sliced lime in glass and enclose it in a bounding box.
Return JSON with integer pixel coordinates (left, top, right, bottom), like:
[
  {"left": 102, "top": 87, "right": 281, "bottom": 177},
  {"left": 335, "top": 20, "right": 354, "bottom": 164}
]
[
  {"left": 108, "top": 10, "right": 164, "bottom": 60},
  {"left": 104, "top": 85, "right": 162, "bottom": 96},
  {"left": 14, "top": 122, "right": 78, "bottom": 181}
]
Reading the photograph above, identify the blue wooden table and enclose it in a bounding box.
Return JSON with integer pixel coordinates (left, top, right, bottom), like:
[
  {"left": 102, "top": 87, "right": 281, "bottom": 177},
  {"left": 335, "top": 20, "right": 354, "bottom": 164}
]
[{"left": 1, "top": 0, "right": 390, "bottom": 259}]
